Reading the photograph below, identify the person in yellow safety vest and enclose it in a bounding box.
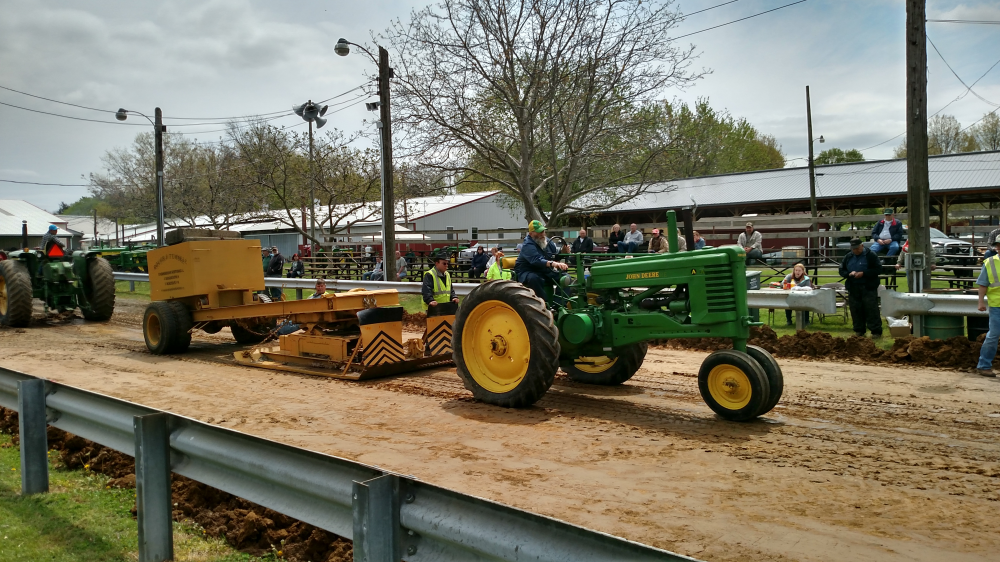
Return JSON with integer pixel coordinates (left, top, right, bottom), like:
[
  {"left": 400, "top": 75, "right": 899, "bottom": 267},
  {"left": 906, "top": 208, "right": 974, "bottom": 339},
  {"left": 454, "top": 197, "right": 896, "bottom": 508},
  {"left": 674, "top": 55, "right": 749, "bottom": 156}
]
[
  {"left": 422, "top": 254, "right": 458, "bottom": 307},
  {"left": 975, "top": 235, "right": 1000, "bottom": 377},
  {"left": 486, "top": 250, "right": 513, "bottom": 280}
]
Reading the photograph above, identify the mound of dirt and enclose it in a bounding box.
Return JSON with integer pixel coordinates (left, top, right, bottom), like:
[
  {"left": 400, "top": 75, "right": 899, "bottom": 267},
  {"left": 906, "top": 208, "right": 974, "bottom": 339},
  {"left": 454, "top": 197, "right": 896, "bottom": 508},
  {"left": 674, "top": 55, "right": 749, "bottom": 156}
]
[
  {"left": 654, "top": 326, "right": 989, "bottom": 370},
  {"left": 0, "top": 408, "right": 352, "bottom": 562},
  {"left": 402, "top": 311, "right": 426, "bottom": 332}
]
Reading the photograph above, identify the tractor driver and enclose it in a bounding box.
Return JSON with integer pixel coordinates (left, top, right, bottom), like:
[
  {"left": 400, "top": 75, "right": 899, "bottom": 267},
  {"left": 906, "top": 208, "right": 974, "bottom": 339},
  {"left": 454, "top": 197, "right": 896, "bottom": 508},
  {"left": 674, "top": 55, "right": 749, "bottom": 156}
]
[
  {"left": 41, "top": 225, "right": 66, "bottom": 256},
  {"left": 422, "top": 254, "right": 458, "bottom": 307},
  {"left": 514, "top": 220, "right": 569, "bottom": 301}
]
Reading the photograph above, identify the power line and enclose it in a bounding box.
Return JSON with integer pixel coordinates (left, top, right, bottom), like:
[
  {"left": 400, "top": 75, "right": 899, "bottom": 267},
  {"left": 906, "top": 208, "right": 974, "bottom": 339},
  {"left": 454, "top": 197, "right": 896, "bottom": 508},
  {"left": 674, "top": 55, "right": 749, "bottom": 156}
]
[
  {"left": 681, "top": 0, "right": 741, "bottom": 19},
  {"left": 0, "top": 179, "right": 91, "bottom": 186},
  {"left": 857, "top": 50, "right": 1000, "bottom": 153},
  {"left": 0, "top": 100, "right": 146, "bottom": 125},
  {"left": 926, "top": 19, "right": 1000, "bottom": 25},
  {"left": 673, "top": 0, "right": 809, "bottom": 40},
  {"left": 927, "top": 35, "right": 999, "bottom": 107},
  {"left": 0, "top": 82, "right": 368, "bottom": 125}
]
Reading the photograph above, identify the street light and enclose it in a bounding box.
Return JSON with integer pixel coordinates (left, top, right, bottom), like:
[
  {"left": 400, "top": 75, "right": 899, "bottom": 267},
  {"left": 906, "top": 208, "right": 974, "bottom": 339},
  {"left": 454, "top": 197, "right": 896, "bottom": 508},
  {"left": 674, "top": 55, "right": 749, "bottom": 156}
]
[
  {"left": 293, "top": 100, "right": 330, "bottom": 250},
  {"left": 116, "top": 107, "right": 166, "bottom": 247},
  {"left": 335, "top": 38, "right": 397, "bottom": 283}
]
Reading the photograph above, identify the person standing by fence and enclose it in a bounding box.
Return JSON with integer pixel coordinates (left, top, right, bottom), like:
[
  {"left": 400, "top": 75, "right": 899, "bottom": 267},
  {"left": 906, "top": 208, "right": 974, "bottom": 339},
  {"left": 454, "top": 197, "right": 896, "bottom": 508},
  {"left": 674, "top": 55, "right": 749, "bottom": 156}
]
[
  {"left": 839, "top": 238, "right": 884, "bottom": 338},
  {"left": 974, "top": 235, "right": 1000, "bottom": 377}
]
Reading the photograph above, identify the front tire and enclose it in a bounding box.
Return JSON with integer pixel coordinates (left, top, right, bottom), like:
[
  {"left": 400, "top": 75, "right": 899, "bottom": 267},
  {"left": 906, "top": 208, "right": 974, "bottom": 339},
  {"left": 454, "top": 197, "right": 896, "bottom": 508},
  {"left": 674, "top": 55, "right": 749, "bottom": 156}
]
[
  {"left": 453, "top": 280, "right": 560, "bottom": 408},
  {"left": 0, "top": 260, "right": 33, "bottom": 327},
  {"left": 746, "top": 345, "right": 783, "bottom": 416},
  {"left": 564, "top": 343, "right": 647, "bottom": 385},
  {"left": 698, "top": 349, "right": 770, "bottom": 422},
  {"left": 81, "top": 257, "right": 116, "bottom": 321}
]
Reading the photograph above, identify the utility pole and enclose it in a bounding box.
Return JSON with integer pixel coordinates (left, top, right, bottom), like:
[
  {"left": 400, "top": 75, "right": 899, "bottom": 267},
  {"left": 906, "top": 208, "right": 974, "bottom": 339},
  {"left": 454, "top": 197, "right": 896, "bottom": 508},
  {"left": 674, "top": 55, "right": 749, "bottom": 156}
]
[
  {"left": 308, "top": 118, "right": 316, "bottom": 248},
  {"left": 906, "top": 0, "right": 931, "bottom": 295},
  {"left": 154, "top": 108, "right": 165, "bottom": 247},
  {"left": 378, "top": 46, "right": 396, "bottom": 282},
  {"left": 806, "top": 86, "right": 818, "bottom": 233},
  {"left": 93, "top": 209, "right": 98, "bottom": 248}
]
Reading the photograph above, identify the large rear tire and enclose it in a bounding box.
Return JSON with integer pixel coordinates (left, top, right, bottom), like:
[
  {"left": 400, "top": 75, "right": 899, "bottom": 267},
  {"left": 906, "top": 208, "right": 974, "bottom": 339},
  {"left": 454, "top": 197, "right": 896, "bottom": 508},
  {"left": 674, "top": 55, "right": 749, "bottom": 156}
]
[
  {"left": 144, "top": 301, "right": 179, "bottom": 355},
  {"left": 564, "top": 343, "right": 647, "bottom": 385},
  {"left": 167, "top": 301, "right": 193, "bottom": 353},
  {"left": 81, "top": 257, "right": 116, "bottom": 321},
  {"left": 453, "top": 280, "right": 560, "bottom": 408},
  {"left": 698, "top": 349, "right": 770, "bottom": 422},
  {"left": 746, "top": 345, "right": 783, "bottom": 417},
  {"left": 0, "top": 260, "right": 33, "bottom": 328}
]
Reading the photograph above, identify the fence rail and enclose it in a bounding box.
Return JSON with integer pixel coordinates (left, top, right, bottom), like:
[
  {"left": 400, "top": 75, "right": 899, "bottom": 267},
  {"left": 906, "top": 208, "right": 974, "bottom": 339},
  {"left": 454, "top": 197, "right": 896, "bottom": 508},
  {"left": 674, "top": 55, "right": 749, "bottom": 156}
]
[{"left": 0, "top": 366, "right": 696, "bottom": 562}]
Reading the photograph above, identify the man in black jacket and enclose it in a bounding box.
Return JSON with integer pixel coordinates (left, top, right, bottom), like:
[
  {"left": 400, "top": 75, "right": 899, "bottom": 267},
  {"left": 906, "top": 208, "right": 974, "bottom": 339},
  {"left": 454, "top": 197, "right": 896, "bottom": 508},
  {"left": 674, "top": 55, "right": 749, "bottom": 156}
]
[
  {"left": 839, "top": 238, "right": 885, "bottom": 337},
  {"left": 265, "top": 246, "right": 284, "bottom": 299},
  {"left": 570, "top": 229, "right": 593, "bottom": 265}
]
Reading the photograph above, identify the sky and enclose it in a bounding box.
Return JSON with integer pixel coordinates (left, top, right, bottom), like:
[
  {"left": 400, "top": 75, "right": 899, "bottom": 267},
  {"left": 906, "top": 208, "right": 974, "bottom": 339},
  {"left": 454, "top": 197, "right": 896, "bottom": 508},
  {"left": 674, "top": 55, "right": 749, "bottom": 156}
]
[{"left": 0, "top": 0, "right": 998, "bottom": 213}]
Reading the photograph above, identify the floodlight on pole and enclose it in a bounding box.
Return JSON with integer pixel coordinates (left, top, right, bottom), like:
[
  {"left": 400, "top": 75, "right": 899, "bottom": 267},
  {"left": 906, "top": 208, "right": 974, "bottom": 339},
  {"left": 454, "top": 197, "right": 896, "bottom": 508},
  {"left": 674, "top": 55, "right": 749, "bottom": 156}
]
[
  {"left": 116, "top": 107, "right": 166, "bottom": 247},
  {"left": 293, "top": 100, "right": 329, "bottom": 249}
]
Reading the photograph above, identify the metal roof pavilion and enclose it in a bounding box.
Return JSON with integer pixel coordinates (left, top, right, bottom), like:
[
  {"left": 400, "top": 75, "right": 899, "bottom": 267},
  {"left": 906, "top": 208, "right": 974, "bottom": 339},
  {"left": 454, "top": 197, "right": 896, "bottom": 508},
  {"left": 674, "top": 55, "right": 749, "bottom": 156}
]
[{"left": 594, "top": 151, "right": 1000, "bottom": 217}]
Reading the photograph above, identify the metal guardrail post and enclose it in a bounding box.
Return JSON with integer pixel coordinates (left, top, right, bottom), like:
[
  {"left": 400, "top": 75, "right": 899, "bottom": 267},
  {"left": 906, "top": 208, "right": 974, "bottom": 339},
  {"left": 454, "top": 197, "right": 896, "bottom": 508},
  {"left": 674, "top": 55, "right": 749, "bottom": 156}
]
[
  {"left": 17, "top": 379, "right": 48, "bottom": 495},
  {"left": 134, "top": 413, "right": 174, "bottom": 562},
  {"left": 130, "top": 280, "right": 136, "bottom": 292},
  {"left": 353, "top": 474, "right": 402, "bottom": 562},
  {"left": 296, "top": 288, "right": 303, "bottom": 300}
]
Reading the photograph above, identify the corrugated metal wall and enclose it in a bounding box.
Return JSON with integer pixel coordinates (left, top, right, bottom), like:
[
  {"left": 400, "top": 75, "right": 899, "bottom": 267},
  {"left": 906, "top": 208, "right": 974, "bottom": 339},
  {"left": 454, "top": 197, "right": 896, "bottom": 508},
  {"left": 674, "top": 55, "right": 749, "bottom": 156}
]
[{"left": 243, "top": 233, "right": 301, "bottom": 258}]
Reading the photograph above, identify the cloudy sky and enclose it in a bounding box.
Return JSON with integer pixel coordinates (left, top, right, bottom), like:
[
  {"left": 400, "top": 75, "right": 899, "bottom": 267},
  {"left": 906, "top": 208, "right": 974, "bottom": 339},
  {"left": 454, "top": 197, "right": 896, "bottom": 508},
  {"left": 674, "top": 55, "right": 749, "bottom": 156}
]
[{"left": 1, "top": 0, "right": 997, "bottom": 213}]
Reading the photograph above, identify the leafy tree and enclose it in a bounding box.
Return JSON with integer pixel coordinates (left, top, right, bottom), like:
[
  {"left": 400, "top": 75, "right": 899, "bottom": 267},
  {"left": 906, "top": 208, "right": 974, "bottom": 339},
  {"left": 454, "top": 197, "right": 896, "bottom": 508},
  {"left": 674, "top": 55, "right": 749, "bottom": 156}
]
[
  {"left": 814, "top": 147, "right": 864, "bottom": 165},
  {"left": 387, "top": 0, "right": 702, "bottom": 225},
  {"left": 57, "top": 197, "right": 104, "bottom": 215},
  {"left": 928, "top": 114, "right": 963, "bottom": 154},
  {"left": 649, "top": 98, "right": 785, "bottom": 179}
]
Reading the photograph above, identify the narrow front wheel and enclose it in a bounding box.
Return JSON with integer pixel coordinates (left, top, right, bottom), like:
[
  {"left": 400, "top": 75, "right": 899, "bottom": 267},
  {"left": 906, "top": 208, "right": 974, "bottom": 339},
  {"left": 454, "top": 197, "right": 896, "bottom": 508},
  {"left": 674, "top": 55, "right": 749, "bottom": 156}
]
[{"left": 698, "top": 349, "right": 770, "bottom": 422}]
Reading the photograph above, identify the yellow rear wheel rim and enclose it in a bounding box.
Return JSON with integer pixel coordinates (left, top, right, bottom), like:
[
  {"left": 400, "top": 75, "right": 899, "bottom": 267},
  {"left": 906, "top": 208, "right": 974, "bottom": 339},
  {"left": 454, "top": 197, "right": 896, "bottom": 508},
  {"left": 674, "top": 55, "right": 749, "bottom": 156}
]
[
  {"left": 146, "top": 313, "right": 162, "bottom": 346},
  {"left": 461, "top": 300, "right": 530, "bottom": 393},
  {"left": 707, "top": 364, "right": 752, "bottom": 410},
  {"left": 0, "top": 277, "right": 7, "bottom": 316},
  {"left": 573, "top": 356, "right": 618, "bottom": 374}
]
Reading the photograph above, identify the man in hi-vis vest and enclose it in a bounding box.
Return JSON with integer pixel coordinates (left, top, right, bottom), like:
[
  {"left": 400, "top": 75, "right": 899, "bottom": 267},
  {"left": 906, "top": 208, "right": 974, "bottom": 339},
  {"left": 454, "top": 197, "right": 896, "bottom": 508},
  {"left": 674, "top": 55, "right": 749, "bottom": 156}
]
[
  {"left": 975, "top": 234, "right": 1000, "bottom": 377},
  {"left": 422, "top": 253, "right": 458, "bottom": 307}
]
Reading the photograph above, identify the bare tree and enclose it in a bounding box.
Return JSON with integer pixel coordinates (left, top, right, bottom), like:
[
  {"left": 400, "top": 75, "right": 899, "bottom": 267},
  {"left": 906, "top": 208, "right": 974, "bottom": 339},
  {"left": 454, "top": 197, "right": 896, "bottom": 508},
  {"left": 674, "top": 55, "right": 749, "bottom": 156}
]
[
  {"left": 388, "top": 0, "right": 702, "bottom": 225},
  {"left": 970, "top": 111, "right": 1000, "bottom": 152},
  {"left": 229, "top": 122, "right": 386, "bottom": 246}
]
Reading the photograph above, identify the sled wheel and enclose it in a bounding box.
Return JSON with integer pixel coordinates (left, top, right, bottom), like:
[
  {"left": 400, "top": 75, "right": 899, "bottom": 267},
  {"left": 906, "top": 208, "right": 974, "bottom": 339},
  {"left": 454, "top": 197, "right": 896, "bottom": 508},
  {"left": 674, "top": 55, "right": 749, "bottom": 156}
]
[
  {"left": 144, "top": 301, "right": 180, "bottom": 355},
  {"left": 81, "top": 257, "right": 116, "bottom": 321},
  {"left": 166, "top": 300, "right": 193, "bottom": 353},
  {"left": 698, "top": 349, "right": 770, "bottom": 422},
  {"left": 565, "top": 343, "right": 647, "bottom": 385},
  {"left": 0, "top": 260, "right": 33, "bottom": 327},
  {"left": 746, "top": 345, "right": 783, "bottom": 416},
  {"left": 454, "top": 280, "right": 559, "bottom": 408}
]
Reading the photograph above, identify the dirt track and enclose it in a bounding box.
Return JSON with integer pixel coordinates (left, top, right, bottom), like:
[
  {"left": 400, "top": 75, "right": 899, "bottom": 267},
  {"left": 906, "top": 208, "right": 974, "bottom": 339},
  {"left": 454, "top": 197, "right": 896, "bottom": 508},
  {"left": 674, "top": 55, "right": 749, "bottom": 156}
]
[{"left": 2, "top": 298, "right": 999, "bottom": 562}]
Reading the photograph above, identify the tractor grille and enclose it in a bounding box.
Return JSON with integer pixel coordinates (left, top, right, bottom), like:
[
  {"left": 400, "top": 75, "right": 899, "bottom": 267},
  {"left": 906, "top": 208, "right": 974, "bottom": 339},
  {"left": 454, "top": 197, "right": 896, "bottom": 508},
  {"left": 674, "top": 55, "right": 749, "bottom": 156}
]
[{"left": 703, "top": 264, "right": 737, "bottom": 313}]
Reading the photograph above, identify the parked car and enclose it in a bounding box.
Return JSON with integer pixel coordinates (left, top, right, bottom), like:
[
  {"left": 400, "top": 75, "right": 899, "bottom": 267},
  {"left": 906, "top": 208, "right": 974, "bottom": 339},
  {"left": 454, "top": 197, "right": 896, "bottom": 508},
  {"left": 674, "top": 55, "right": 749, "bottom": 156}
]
[{"left": 834, "top": 226, "right": 976, "bottom": 272}]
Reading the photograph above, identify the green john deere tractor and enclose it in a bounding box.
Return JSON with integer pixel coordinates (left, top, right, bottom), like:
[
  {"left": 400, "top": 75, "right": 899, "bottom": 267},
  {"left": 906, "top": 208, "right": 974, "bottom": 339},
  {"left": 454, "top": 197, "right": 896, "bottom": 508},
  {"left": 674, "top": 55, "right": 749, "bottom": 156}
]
[
  {"left": 452, "top": 212, "right": 782, "bottom": 421},
  {"left": 0, "top": 247, "right": 116, "bottom": 328}
]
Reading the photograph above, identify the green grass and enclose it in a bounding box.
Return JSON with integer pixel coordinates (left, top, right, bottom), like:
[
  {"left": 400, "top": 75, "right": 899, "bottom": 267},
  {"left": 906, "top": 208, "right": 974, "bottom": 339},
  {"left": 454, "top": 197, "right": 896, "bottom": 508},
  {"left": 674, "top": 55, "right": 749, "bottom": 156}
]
[{"left": 0, "top": 433, "right": 269, "bottom": 562}]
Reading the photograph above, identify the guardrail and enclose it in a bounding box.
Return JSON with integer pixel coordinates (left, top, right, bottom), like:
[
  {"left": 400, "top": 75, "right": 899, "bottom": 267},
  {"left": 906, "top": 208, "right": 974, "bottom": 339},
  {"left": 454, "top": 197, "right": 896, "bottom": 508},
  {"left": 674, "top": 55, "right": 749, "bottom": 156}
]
[
  {"left": 879, "top": 288, "right": 984, "bottom": 318},
  {"left": 114, "top": 272, "right": 836, "bottom": 314},
  {"left": 0, "top": 366, "right": 695, "bottom": 562}
]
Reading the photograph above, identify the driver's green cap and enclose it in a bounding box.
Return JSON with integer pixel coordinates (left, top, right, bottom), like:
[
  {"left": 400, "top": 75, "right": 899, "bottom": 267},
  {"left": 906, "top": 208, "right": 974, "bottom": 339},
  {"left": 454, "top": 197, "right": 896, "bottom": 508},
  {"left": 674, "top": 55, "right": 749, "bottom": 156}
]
[
  {"left": 883, "top": 208, "right": 894, "bottom": 215},
  {"left": 527, "top": 220, "right": 547, "bottom": 233}
]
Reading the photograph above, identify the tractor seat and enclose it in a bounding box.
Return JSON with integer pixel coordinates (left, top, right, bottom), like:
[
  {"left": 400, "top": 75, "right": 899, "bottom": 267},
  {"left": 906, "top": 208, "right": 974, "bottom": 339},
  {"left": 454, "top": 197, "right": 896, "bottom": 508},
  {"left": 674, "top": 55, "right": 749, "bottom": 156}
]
[{"left": 501, "top": 256, "right": 517, "bottom": 270}]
